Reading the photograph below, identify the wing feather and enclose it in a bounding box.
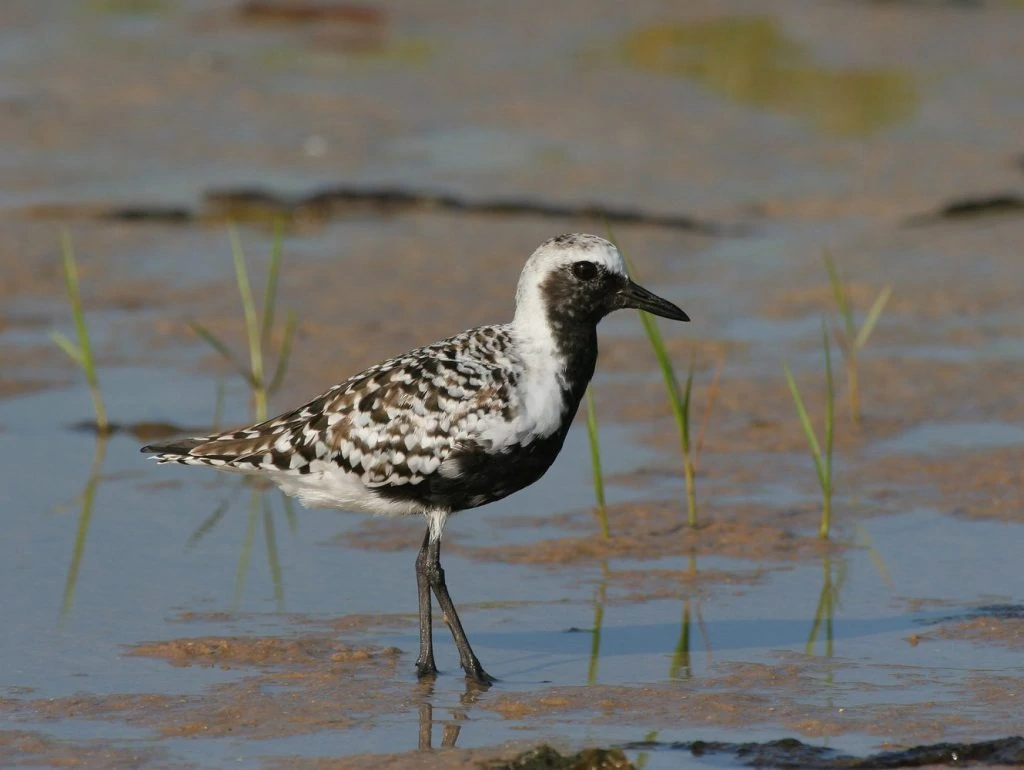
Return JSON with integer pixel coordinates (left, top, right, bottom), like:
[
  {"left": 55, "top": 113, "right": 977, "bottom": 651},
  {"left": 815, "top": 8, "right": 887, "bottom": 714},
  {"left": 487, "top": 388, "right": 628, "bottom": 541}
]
[{"left": 141, "top": 325, "right": 519, "bottom": 488}]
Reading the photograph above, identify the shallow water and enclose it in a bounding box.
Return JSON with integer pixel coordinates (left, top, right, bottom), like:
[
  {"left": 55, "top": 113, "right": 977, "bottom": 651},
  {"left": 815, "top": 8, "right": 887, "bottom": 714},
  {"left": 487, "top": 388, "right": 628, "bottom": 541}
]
[{"left": 2, "top": 1, "right": 1023, "bottom": 768}]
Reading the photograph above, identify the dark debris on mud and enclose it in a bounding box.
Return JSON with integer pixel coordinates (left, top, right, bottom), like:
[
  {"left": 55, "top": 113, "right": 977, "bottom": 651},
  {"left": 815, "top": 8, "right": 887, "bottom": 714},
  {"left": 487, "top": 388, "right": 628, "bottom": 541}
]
[
  {"left": 923, "top": 604, "right": 1024, "bottom": 626},
  {"left": 623, "top": 736, "right": 1024, "bottom": 769},
  {"left": 905, "top": 192, "right": 1024, "bottom": 226},
  {"left": 238, "top": 1, "right": 386, "bottom": 26},
  {"left": 70, "top": 419, "right": 209, "bottom": 442},
  {"left": 486, "top": 745, "right": 634, "bottom": 770},
  {"left": 18, "top": 185, "right": 734, "bottom": 235}
]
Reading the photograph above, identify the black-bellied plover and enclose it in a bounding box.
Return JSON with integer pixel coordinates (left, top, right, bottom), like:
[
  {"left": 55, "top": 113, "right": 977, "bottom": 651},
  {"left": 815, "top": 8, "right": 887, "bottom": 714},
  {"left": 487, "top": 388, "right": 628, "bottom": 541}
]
[{"left": 142, "top": 233, "right": 688, "bottom": 684}]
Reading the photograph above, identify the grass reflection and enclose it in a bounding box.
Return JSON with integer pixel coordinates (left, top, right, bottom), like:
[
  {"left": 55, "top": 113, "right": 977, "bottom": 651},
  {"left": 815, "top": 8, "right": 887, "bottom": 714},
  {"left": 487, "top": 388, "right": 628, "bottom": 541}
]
[
  {"left": 620, "top": 17, "right": 916, "bottom": 136},
  {"left": 805, "top": 555, "right": 846, "bottom": 656},
  {"left": 587, "top": 561, "right": 610, "bottom": 684},
  {"left": 670, "top": 596, "right": 693, "bottom": 679},
  {"left": 60, "top": 437, "right": 108, "bottom": 622},
  {"left": 670, "top": 553, "right": 711, "bottom": 679},
  {"left": 181, "top": 480, "right": 291, "bottom": 611}
]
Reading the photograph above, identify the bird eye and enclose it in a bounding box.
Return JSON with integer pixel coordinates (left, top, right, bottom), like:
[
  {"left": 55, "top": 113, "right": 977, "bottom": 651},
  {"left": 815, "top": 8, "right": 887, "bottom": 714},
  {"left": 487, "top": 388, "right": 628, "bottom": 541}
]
[{"left": 571, "top": 261, "right": 598, "bottom": 281}]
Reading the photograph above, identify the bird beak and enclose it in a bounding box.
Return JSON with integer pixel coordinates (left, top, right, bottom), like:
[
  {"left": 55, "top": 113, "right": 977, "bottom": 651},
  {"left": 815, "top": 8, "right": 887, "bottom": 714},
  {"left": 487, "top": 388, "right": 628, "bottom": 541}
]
[{"left": 617, "top": 279, "right": 690, "bottom": 322}]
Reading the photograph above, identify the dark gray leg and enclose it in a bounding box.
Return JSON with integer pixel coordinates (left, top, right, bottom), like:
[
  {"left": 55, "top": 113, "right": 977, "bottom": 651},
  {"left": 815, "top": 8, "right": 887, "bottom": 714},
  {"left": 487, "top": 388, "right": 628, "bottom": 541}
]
[
  {"left": 414, "top": 528, "right": 437, "bottom": 678},
  {"left": 424, "top": 535, "right": 495, "bottom": 685}
]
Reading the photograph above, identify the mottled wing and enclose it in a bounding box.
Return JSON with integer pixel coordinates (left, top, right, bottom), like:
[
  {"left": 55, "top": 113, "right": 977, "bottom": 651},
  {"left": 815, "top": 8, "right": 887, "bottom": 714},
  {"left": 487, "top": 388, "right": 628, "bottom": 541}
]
[{"left": 142, "top": 326, "right": 519, "bottom": 489}]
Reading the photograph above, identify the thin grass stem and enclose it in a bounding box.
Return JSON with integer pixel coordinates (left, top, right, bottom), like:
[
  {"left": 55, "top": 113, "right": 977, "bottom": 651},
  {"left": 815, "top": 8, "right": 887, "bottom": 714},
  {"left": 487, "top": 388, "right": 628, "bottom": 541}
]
[
  {"left": 585, "top": 386, "right": 609, "bottom": 539},
  {"left": 855, "top": 285, "right": 892, "bottom": 350},
  {"left": 627, "top": 258, "right": 697, "bottom": 527},
  {"left": 56, "top": 230, "right": 108, "bottom": 432},
  {"left": 822, "top": 320, "right": 834, "bottom": 539},
  {"left": 783, "top": 363, "right": 827, "bottom": 486},
  {"left": 268, "top": 310, "right": 297, "bottom": 395},
  {"left": 692, "top": 357, "right": 723, "bottom": 472},
  {"left": 604, "top": 227, "right": 699, "bottom": 527},
  {"left": 783, "top": 322, "right": 835, "bottom": 540},
  {"left": 229, "top": 227, "right": 267, "bottom": 420},
  {"left": 823, "top": 252, "right": 892, "bottom": 426},
  {"left": 188, "top": 321, "right": 256, "bottom": 387},
  {"left": 261, "top": 220, "right": 284, "bottom": 348},
  {"left": 681, "top": 356, "right": 696, "bottom": 527},
  {"left": 191, "top": 227, "right": 297, "bottom": 422}
]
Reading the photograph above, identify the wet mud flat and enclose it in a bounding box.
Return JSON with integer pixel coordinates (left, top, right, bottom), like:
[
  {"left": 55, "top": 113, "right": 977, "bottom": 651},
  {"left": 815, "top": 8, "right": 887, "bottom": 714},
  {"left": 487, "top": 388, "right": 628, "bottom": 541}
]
[{"left": 2, "top": 0, "right": 1024, "bottom": 768}]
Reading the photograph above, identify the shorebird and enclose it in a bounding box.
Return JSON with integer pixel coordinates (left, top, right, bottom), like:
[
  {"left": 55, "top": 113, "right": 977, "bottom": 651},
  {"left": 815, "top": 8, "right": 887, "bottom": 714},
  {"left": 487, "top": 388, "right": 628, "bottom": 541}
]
[{"left": 142, "top": 233, "right": 688, "bottom": 684}]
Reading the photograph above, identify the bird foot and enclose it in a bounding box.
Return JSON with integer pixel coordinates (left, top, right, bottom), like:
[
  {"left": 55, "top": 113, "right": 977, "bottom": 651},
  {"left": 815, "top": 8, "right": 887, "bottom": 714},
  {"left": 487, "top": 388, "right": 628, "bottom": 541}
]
[
  {"left": 463, "top": 662, "right": 497, "bottom": 687},
  {"left": 415, "top": 659, "right": 438, "bottom": 679}
]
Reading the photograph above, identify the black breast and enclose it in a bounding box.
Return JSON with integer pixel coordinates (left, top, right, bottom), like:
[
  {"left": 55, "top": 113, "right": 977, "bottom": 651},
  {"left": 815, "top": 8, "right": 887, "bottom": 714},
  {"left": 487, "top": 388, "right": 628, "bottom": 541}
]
[
  {"left": 379, "top": 323, "right": 598, "bottom": 513},
  {"left": 379, "top": 427, "right": 575, "bottom": 511}
]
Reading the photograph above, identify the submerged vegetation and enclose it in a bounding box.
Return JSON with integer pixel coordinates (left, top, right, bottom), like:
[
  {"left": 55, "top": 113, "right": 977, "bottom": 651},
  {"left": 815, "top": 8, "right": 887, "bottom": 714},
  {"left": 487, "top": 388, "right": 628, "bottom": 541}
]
[{"left": 783, "top": 320, "right": 836, "bottom": 539}]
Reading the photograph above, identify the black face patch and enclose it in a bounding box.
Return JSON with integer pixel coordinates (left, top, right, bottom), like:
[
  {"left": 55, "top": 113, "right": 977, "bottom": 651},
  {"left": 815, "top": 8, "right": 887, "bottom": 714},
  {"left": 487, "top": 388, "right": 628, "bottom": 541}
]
[
  {"left": 540, "top": 264, "right": 626, "bottom": 330},
  {"left": 536, "top": 264, "right": 620, "bottom": 407}
]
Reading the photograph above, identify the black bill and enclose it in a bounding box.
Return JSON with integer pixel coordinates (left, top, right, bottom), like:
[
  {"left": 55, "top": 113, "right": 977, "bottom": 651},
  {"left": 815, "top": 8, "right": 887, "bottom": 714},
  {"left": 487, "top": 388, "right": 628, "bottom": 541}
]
[{"left": 617, "top": 279, "right": 689, "bottom": 322}]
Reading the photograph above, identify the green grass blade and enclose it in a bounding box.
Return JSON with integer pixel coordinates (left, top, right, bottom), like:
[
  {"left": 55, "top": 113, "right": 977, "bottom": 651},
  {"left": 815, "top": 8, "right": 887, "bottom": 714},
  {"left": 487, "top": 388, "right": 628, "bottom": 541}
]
[
  {"left": 638, "top": 309, "right": 687, "bottom": 440},
  {"left": 681, "top": 355, "right": 697, "bottom": 527},
  {"left": 822, "top": 321, "right": 835, "bottom": 538},
  {"left": 50, "top": 331, "right": 84, "bottom": 367},
  {"left": 267, "top": 310, "right": 297, "bottom": 395},
  {"left": 822, "top": 320, "right": 834, "bottom": 490},
  {"left": 619, "top": 242, "right": 697, "bottom": 527},
  {"left": 782, "top": 363, "right": 827, "bottom": 492},
  {"left": 681, "top": 354, "right": 695, "bottom": 453},
  {"left": 853, "top": 284, "right": 892, "bottom": 350},
  {"left": 585, "top": 386, "right": 609, "bottom": 539},
  {"left": 59, "top": 230, "right": 107, "bottom": 431},
  {"left": 823, "top": 251, "right": 855, "bottom": 341},
  {"left": 229, "top": 227, "right": 265, "bottom": 391},
  {"left": 625, "top": 255, "right": 687, "bottom": 444},
  {"left": 607, "top": 229, "right": 696, "bottom": 524},
  {"left": 261, "top": 220, "right": 284, "bottom": 348},
  {"left": 188, "top": 320, "right": 257, "bottom": 387}
]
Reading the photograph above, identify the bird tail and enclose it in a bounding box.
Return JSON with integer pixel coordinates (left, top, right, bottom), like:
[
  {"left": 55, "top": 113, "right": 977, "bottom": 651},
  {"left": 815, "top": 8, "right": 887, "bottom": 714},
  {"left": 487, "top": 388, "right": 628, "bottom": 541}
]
[
  {"left": 140, "top": 437, "right": 230, "bottom": 468},
  {"left": 140, "top": 426, "right": 295, "bottom": 472}
]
